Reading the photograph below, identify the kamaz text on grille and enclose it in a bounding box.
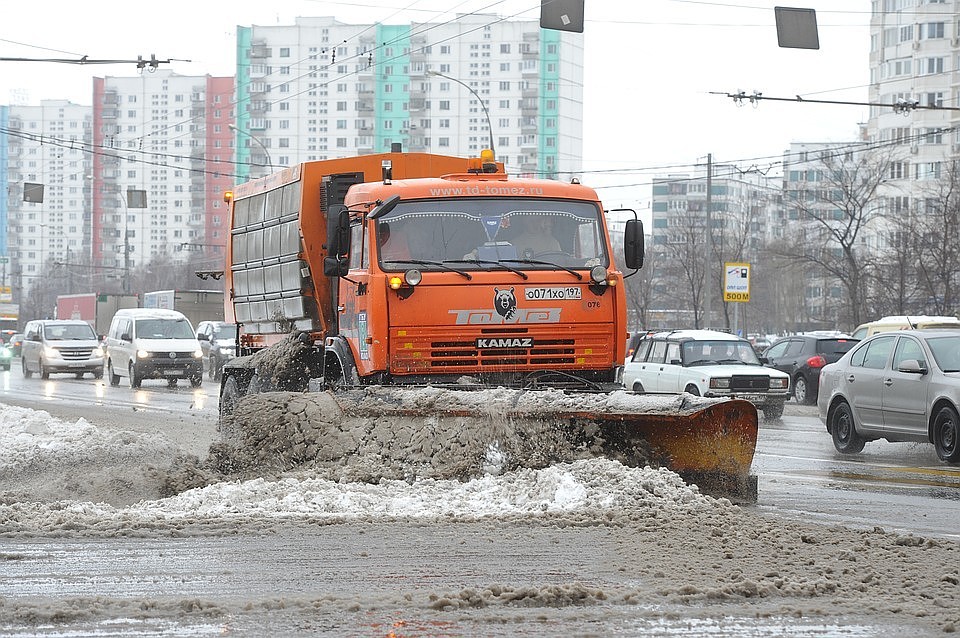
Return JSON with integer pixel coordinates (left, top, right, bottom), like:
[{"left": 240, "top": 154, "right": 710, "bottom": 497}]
[{"left": 476, "top": 337, "right": 534, "bottom": 349}]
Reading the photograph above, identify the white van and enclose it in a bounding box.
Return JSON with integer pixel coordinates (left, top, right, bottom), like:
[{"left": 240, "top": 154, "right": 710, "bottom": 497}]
[
  {"left": 103, "top": 308, "right": 203, "bottom": 388},
  {"left": 21, "top": 319, "right": 105, "bottom": 380},
  {"left": 850, "top": 315, "right": 960, "bottom": 340}
]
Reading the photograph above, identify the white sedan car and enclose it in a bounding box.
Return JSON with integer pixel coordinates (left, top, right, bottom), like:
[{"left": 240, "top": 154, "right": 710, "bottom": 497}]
[
  {"left": 818, "top": 329, "right": 960, "bottom": 463},
  {"left": 624, "top": 329, "right": 790, "bottom": 420}
]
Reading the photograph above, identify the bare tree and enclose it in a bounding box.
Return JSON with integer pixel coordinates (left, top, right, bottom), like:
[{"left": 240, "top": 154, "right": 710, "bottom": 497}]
[
  {"left": 770, "top": 147, "right": 892, "bottom": 329},
  {"left": 654, "top": 207, "right": 708, "bottom": 328},
  {"left": 907, "top": 160, "right": 960, "bottom": 315}
]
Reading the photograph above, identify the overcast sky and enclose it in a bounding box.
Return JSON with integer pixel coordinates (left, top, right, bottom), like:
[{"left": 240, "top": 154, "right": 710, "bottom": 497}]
[{"left": 1, "top": 0, "right": 869, "bottom": 215}]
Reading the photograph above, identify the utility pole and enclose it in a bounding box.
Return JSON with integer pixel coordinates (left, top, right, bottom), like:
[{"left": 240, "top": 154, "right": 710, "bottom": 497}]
[{"left": 703, "top": 153, "right": 712, "bottom": 329}]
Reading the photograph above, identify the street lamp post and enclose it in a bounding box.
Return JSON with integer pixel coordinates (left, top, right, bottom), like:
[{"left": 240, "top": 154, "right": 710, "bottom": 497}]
[
  {"left": 229, "top": 124, "right": 274, "bottom": 173},
  {"left": 427, "top": 70, "right": 495, "bottom": 157},
  {"left": 117, "top": 188, "right": 147, "bottom": 294}
]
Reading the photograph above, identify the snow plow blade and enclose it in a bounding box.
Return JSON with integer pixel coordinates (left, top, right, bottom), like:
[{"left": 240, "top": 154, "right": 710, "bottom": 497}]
[{"left": 217, "top": 387, "right": 759, "bottom": 502}]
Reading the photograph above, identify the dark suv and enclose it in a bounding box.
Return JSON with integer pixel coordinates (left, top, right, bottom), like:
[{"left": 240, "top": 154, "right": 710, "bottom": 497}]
[{"left": 764, "top": 334, "right": 859, "bottom": 405}]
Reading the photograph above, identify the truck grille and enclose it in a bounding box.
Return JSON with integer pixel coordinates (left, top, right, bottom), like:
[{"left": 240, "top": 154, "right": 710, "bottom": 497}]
[
  {"left": 730, "top": 375, "right": 771, "bottom": 392},
  {"left": 390, "top": 326, "right": 613, "bottom": 372}
]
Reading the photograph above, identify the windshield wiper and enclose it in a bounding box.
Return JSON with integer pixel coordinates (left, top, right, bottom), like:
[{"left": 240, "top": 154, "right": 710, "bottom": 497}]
[
  {"left": 501, "top": 258, "right": 583, "bottom": 280},
  {"left": 385, "top": 259, "right": 472, "bottom": 280},
  {"left": 445, "top": 259, "right": 529, "bottom": 279},
  {"left": 684, "top": 359, "right": 713, "bottom": 366}
]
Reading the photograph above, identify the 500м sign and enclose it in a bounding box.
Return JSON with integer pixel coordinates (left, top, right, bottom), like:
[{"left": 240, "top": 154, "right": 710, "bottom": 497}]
[{"left": 723, "top": 262, "right": 751, "bottom": 303}]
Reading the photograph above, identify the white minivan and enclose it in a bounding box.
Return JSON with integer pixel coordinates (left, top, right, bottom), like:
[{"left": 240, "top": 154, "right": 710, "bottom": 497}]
[
  {"left": 21, "top": 319, "right": 105, "bottom": 380},
  {"left": 103, "top": 308, "right": 204, "bottom": 388}
]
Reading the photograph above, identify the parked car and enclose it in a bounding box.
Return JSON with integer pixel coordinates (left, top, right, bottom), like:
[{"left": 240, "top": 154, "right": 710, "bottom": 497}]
[
  {"left": 103, "top": 309, "right": 203, "bottom": 388},
  {"left": 196, "top": 320, "right": 237, "bottom": 381},
  {"left": 624, "top": 329, "right": 791, "bottom": 420},
  {"left": 818, "top": 329, "right": 960, "bottom": 463},
  {"left": 764, "top": 334, "right": 859, "bottom": 405},
  {"left": 20, "top": 319, "right": 105, "bottom": 379},
  {"left": 7, "top": 333, "right": 23, "bottom": 357},
  {"left": 0, "top": 342, "right": 11, "bottom": 371},
  {"left": 850, "top": 315, "right": 960, "bottom": 340}
]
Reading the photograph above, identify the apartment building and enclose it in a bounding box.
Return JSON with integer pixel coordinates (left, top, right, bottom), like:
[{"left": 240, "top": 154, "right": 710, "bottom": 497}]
[
  {"left": 90, "top": 71, "right": 234, "bottom": 275},
  {"left": 867, "top": 1, "right": 960, "bottom": 203},
  {"left": 233, "top": 14, "right": 583, "bottom": 180},
  {"left": 3, "top": 100, "right": 91, "bottom": 296}
]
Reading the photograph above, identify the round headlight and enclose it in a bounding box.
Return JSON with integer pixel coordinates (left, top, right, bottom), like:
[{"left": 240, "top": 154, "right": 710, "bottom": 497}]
[
  {"left": 589, "top": 265, "right": 607, "bottom": 284},
  {"left": 404, "top": 269, "right": 423, "bottom": 286}
]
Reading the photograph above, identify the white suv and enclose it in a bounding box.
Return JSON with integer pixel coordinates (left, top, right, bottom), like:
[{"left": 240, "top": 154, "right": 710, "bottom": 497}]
[
  {"left": 624, "top": 329, "right": 790, "bottom": 420},
  {"left": 21, "top": 319, "right": 105, "bottom": 380}
]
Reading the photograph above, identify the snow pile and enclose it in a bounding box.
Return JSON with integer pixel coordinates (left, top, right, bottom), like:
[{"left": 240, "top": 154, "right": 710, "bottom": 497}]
[
  {"left": 0, "top": 404, "right": 196, "bottom": 506},
  {"left": 0, "top": 402, "right": 719, "bottom": 536}
]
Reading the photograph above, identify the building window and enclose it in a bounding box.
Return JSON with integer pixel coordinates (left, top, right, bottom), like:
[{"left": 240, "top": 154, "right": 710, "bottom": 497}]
[
  {"left": 280, "top": 47, "right": 290, "bottom": 57},
  {"left": 440, "top": 100, "right": 450, "bottom": 110}
]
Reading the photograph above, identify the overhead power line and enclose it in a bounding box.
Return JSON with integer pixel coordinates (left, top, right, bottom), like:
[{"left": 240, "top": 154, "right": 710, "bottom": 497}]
[
  {"left": 711, "top": 90, "right": 960, "bottom": 113},
  {"left": 0, "top": 54, "right": 190, "bottom": 70}
]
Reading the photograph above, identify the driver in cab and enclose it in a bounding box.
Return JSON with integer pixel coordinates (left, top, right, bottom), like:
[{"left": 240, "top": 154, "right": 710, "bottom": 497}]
[{"left": 511, "top": 215, "right": 560, "bottom": 259}]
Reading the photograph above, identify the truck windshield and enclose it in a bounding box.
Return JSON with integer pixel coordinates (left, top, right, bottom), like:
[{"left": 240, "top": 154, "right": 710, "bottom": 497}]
[{"left": 375, "top": 198, "right": 608, "bottom": 271}]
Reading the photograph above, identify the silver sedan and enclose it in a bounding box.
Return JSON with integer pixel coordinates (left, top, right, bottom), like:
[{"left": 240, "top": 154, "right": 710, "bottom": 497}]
[{"left": 818, "top": 329, "right": 960, "bottom": 463}]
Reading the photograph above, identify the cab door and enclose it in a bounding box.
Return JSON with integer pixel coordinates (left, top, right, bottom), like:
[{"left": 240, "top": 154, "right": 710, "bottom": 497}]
[{"left": 846, "top": 335, "right": 895, "bottom": 431}]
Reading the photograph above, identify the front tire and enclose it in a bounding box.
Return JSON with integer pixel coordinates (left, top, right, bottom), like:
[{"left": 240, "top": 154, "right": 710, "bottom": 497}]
[
  {"left": 763, "top": 401, "right": 785, "bottom": 421},
  {"left": 39, "top": 360, "right": 50, "bottom": 380},
  {"left": 129, "top": 363, "right": 142, "bottom": 389},
  {"left": 108, "top": 361, "right": 120, "bottom": 386},
  {"left": 933, "top": 405, "right": 960, "bottom": 463},
  {"left": 830, "top": 400, "right": 865, "bottom": 454},
  {"left": 684, "top": 384, "right": 700, "bottom": 396},
  {"left": 22, "top": 358, "right": 32, "bottom": 379},
  {"left": 632, "top": 381, "right": 645, "bottom": 394},
  {"left": 190, "top": 374, "right": 203, "bottom": 388}
]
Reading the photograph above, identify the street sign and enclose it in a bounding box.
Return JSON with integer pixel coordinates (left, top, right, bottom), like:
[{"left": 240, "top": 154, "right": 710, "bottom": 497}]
[{"left": 724, "top": 262, "right": 751, "bottom": 303}]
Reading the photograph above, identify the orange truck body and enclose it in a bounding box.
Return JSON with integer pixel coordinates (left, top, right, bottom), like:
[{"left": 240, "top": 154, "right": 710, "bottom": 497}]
[{"left": 223, "top": 150, "right": 629, "bottom": 389}]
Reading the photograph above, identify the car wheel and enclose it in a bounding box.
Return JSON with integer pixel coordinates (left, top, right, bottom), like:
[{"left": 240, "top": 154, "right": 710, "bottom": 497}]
[
  {"left": 684, "top": 384, "right": 700, "bottom": 396},
  {"left": 932, "top": 405, "right": 960, "bottom": 463},
  {"left": 108, "top": 361, "right": 120, "bottom": 386},
  {"left": 22, "top": 357, "right": 32, "bottom": 379},
  {"left": 763, "top": 401, "right": 785, "bottom": 421},
  {"left": 190, "top": 374, "right": 203, "bottom": 389},
  {"left": 129, "top": 363, "right": 142, "bottom": 389},
  {"left": 830, "top": 400, "right": 865, "bottom": 454},
  {"left": 93, "top": 368, "right": 103, "bottom": 380},
  {"left": 39, "top": 360, "right": 50, "bottom": 380},
  {"left": 632, "top": 381, "right": 645, "bottom": 394},
  {"left": 213, "top": 358, "right": 223, "bottom": 382},
  {"left": 207, "top": 356, "right": 216, "bottom": 380},
  {"left": 794, "top": 375, "right": 811, "bottom": 405},
  {"left": 167, "top": 378, "right": 178, "bottom": 387}
]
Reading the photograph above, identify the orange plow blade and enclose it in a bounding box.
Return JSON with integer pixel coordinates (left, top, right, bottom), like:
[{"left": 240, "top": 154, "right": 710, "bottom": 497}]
[{"left": 327, "top": 387, "right": 759, "bottom": 502}]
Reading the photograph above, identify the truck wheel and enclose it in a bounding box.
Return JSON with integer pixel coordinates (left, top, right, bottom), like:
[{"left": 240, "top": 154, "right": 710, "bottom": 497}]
[
  {"left": 220, "top": 376, "right": 241, "bottom": 420},
  {"left": 40, "top": 360, "right": 50, "bottom": 380},
  {"left": 108, "top": 362, "right": 120, "bottom": 386},
  {"left": 129, "top": 363, "right": 142, "bottom": 389},
  {"left": 22, "top": 358, "right": 32, "bottom": 379}
]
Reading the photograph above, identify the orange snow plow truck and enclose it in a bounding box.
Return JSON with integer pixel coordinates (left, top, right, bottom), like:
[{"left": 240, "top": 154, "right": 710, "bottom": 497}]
[{"left": 217, "top": 149, "right": 758, "bottom": 500}]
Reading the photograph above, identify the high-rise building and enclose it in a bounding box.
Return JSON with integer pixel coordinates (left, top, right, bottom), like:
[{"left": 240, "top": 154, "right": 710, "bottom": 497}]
[
  {"left": 234, "top": 15, "right": 583, "bottom": 181},
  {"left": 4, "top": 100, "right": 91, "bottom": 299},
  {"left": 867, "top": 2, "right": 957, "bottom": 195},
  {"left": 91, "top": 70, "right": 234, "bottom": 278}
]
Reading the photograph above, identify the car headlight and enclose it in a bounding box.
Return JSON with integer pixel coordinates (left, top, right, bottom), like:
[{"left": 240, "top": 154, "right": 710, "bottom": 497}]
[
  {"left": 0, "top": 346, "right": 10, "bottom": 358},
  {"left": 137, "top": 349, "right": 151, "bottom": 359},
  {"left": 43, "top": 345, "right": 60, "bottom": 358},
  {"left": 193, "top": 349, "right": 203, "bottom": 359},
  {"left": 770, "top": 378, "right": 789, "bottom": 389},
  {"left": 92, "top": 346, "right": 104, "bottom": 357},
  {"left": 218, "top": 346, "right": 234, "bottom": 354},
  {"left": 709, "top": 378, "right": 731, "bottom": 389}
]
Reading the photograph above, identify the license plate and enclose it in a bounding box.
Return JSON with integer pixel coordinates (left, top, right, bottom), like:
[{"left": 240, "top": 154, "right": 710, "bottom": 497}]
[
  {"left": 163, "top": 369, "right": 184, "bottom": 376},
  {"left": 524, "top": 286, "right": 581, "bottom": 300},
  {"left": 68, "top": 361, "right": 87, "bottom": 367}
]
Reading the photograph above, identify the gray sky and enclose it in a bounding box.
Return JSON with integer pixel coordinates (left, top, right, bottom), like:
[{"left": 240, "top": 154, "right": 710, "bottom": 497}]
[{"left": 1, "top": 0, "right": 869, "bottom": 217}]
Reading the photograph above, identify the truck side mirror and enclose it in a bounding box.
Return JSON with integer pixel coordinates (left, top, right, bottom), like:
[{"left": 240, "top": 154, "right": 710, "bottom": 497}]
[
  {"left": 623, "top": 218, "right": 645, "bottom": 269},
  {"left": 323, "top": 256, "right": 350, "bottom": 277},
  {"left": 326, "top": 208, "right": 352, "bottom": 259}
]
